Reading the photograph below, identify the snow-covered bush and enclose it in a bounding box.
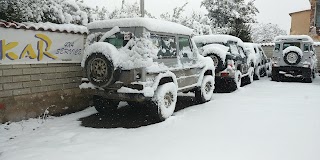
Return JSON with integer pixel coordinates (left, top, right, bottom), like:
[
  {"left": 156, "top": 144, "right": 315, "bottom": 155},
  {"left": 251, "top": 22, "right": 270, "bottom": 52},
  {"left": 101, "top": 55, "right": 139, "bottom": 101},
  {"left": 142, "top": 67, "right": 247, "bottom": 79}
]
[{"left": 0, "top": 0, "right": 90, "bottom": 25}]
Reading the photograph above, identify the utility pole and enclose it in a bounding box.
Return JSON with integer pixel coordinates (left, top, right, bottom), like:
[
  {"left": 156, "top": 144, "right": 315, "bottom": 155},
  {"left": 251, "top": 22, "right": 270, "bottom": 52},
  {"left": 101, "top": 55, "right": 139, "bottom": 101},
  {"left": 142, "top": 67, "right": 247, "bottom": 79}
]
[{"left": 140, "top": 0, "right": 145, "bottom": 17}]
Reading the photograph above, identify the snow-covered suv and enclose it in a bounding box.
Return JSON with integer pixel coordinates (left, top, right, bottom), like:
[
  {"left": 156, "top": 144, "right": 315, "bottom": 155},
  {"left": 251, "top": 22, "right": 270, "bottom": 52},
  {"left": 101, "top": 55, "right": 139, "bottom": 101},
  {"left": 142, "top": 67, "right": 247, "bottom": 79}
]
[
  {"left": 193, "top": 35, "right": 254, "bottom": 92},
  {"left": 80, "top": 18, "right": 215, "bottom": 121},
  {"left": 271, "top": 35, "right": 318, "bottom": 83},
  {"left": 244, "top": 43, "right": 269, "bottom": 79}
]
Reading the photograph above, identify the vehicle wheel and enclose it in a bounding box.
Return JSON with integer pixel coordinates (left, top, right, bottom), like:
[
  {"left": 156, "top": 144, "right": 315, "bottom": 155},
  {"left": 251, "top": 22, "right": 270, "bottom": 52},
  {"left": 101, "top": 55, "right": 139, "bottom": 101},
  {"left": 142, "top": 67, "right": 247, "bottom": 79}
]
[
  {"left": 304, "top": 77, "right": 313, "bottom": 83},
  {"left": 312, "top": 69, "right": 316, "bottom": 79},
  {"left": 233, "top": 70, "right": 242, "bottom": 90},
  {"left": 271, "top": 73, "right": 280, "bottom": 82},
  {"left": 93, "top": 96, "right": 119, "bottom": 114},
  {"left": 195, "top": 75, "right": 215, "bottom": 104},
  {"left": 248, "top": 67, "right": 254, "bottom": 84},
  {"left": 260, "top": 67, "right": 267, "bottom": 77},
  {"left": 254, "top": 66, "right": 261, "bottom": 80},
  {"left": 283, "top": 51, "right": 301, "bottom": 65},
  {"left": 152, "top": 82, "right": 178, "bottom": 121},
  {"left": 85, "top": 53, "right": 115, "bottom": 88},
  {"left": 208, "top": 54, "right": 226, "bottom": 72}
]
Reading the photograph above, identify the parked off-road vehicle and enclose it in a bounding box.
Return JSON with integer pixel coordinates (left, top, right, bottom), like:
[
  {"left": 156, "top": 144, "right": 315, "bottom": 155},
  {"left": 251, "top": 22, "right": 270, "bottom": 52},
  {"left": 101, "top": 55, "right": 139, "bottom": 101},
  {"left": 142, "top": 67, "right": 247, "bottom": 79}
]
[
  {"left": 271, "top": 35, "right": 318, "bottom": 83},
  {"left": 80, "top": 18, "right": 215, "bottom": 121},
  {"left": 193, "top": 35, "right": 254, "bottom": 92},
  {"left": 244, "top": 43, "right": 269, "bottom": 79}
]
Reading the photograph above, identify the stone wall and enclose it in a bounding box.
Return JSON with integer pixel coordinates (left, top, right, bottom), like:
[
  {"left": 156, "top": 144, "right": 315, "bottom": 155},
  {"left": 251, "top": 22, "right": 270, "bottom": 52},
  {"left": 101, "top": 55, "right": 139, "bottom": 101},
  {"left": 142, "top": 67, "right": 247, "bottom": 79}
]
[{"left": 0, "top": 63, "right": 92, "bottom": 123}]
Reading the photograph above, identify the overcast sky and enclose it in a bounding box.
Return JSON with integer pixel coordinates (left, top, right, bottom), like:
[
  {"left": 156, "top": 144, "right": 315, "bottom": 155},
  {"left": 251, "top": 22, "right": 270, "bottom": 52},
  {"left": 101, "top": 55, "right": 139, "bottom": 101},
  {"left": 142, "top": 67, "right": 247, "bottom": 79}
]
[{"left": 83, "top": 0, "right": 311, "bottom": 32}]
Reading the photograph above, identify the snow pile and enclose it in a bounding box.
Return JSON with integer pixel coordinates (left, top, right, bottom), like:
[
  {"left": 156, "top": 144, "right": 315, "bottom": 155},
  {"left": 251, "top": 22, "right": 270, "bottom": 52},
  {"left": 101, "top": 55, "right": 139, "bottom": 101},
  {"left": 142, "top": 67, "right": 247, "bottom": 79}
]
[
  {"left": 2, "top": 79, "right": 320, "bottom": 160},
  {"left": 81, "top": 32, "right": 159, "bottom": 70},
  {"left": 87, "top": 18, "right": 193, "bottom": 36},
  {"left": 283, "top": 46, "right": 303, "bottom": 57},
  {"left": 274, "top": 35, "right": 314, "bottom": 43},
  {"left": 23, "top": 22, "right": 88, "bottom": 34},
  {"left": 201, "top": 44, "right": 229, "bottom": 64},
  {"left": 244, "top": 43, "right": 258, "bottom": 66},
  {"left": 193, "top": 34, "right": 244, "bottom": 47}
]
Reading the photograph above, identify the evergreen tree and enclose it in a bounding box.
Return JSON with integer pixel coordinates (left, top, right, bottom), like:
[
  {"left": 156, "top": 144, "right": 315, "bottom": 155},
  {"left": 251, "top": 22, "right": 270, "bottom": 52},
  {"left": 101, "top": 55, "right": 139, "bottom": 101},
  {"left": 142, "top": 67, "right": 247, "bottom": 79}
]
[{"left": 201, "top": 0, "right": 258, "bottom": 38}]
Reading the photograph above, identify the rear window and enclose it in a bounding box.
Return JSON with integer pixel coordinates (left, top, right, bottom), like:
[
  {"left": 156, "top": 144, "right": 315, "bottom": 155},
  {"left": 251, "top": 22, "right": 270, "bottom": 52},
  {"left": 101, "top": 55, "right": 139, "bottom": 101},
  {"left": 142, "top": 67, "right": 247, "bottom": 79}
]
[
  {"left": 283, "top": 42, "right": 301, "bottom": 50},
  {"left": 103, "top": 32, "right": 132, "bottom": 49}
]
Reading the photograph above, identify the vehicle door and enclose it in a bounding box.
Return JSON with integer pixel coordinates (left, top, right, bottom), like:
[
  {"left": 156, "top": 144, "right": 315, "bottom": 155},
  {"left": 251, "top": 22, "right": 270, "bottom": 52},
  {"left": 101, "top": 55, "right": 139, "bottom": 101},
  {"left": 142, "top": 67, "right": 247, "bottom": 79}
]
[
  {"left": 228, "top": 41, "right": 243, "bottom": 70},
  {"left": 238, "top": 46, "right": 249, "bottom": 74},
  {"left": 175, "top": 36, "right": 201, "bottom": 89}
]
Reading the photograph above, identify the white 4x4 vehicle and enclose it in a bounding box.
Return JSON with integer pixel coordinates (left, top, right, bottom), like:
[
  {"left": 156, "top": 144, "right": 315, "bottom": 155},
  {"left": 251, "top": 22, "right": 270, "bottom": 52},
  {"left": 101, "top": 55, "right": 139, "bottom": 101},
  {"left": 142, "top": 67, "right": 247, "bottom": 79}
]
[
  {"left": 80, "top": 18, "right": 215, "bottom": 121},
  {"left": 272, "top": 35, "right": 318, "bottom": 83},
  {"left": 244, "top": 43, "right": 269, "bottom": 79}
]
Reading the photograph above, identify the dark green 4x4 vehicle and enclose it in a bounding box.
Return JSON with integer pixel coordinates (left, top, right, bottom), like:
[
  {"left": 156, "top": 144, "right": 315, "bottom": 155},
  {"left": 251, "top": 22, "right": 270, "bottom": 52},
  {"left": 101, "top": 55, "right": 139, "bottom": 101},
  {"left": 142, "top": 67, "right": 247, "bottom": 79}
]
[{"left": 193, "top": 35, "right": 254, "bottom": 92}]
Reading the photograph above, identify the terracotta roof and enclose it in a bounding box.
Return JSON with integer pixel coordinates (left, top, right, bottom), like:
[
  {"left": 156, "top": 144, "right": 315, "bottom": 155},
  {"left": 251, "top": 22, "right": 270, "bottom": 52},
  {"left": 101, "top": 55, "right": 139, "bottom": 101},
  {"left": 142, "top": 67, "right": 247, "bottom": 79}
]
[{"left": 0, "top": 20, "right": 88, "bottom": 34}]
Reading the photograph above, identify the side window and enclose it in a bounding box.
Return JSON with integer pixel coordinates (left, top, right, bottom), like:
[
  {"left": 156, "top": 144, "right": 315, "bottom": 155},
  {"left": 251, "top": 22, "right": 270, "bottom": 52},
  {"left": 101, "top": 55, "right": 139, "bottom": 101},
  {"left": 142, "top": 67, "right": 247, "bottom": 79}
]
[
  {"left": 157, "top": 35, "right": 177, "bottom": 58},
  {"left": 304, "top": 44, "right": 310, "bottom": 51},
  {"left": 229, "top": 42, "right": 239, "bottom": 55},
  {"left": 254, "top": 47, "right": 258, "bottom": 54},
  {"left": 275, "top": 44, "right": 280, "bottom": 51},
  {"left": 238, "top": 46, "right": 246, "bottom": 57},
  {"left": 178, "top": 36, "right": 193, "bottom": 59}
]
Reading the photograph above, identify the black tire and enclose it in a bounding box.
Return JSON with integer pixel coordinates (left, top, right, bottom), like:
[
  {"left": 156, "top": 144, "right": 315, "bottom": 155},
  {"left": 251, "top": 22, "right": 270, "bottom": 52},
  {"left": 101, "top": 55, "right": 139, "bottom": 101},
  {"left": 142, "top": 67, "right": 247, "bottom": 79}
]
[
  {"left": 253, "top": 66, "right": 261, "bottom": 80},
  {"left": 271, "top": 73, "right": 280, "bottom": 82},
  {"left": 195, "top": 75, "right": 214, "bottom": 104},
  {"left": 283, "top": 51, "right": 302, "bottom": 65},
  {"left": 304, "top": 78, "right": 313, "bottom": 83},
  {"left": 85, "top": 53, "right": 116, "bottom": 88},
  {"left": 93, "top": 96, "right": 119, "bottom": 114},
  {"left": 208, "top": 54, "right": 226, "bottom": 72},
  {"left": 151, "top": 83, "right": 177, "bottom": 121}
]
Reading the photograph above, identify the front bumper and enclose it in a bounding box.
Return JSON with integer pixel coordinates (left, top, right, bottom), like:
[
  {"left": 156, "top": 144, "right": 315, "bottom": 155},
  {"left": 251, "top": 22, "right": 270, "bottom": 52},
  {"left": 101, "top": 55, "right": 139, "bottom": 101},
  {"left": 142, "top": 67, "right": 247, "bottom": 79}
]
[{"left": 272, "top": 66, "right": 311, "bottom": 78}]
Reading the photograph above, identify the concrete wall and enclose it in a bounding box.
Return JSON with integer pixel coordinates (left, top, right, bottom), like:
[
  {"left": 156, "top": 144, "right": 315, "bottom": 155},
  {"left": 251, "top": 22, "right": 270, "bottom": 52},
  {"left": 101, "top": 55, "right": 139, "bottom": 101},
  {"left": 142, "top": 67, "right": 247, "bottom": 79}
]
[
  {"left": 0, "top": 63, "right": 92, "bottom": 123},
  {"left": 290, "top": 10, "right": 311, "bottom": 35}
]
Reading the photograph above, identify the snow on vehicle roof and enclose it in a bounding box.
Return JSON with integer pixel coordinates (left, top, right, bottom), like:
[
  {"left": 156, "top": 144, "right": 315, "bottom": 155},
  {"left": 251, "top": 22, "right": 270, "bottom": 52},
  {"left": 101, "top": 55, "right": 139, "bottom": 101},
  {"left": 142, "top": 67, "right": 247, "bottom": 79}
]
[
  {"left": 0, "top": 20, "right": 88, "bottom": 34},
  {"left": 244, "top": 42, "right": 260, "bottom": 48},
  {"left": 87, "top": 18, "right": 193, "bottom": 36},
  {"left": 274, "top": 35, "right": 314, "bottom": 43},
  {"left": 193, "top": 34, "right": 244, "bottom": 47}
]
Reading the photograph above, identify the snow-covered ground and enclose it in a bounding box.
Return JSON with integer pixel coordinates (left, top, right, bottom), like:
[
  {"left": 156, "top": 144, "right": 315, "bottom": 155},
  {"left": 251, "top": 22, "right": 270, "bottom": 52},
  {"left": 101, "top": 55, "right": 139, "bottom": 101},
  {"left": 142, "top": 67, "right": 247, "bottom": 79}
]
[{"left": 1, "top": 77, "right": 320, "bottom": 160}]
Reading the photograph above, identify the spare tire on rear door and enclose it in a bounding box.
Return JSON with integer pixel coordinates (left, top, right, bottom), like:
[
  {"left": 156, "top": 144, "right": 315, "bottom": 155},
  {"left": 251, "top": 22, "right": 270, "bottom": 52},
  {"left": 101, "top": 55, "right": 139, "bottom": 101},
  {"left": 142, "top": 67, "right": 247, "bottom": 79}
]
[
  {"left": 85, "top": 53, "right": 118, "bottom": 88},
  {"left": 208, "top": 54, "right": 226, "bottom": 72},
  {"left": 283, "top": 51, "right": 302, "bottom": 65}
]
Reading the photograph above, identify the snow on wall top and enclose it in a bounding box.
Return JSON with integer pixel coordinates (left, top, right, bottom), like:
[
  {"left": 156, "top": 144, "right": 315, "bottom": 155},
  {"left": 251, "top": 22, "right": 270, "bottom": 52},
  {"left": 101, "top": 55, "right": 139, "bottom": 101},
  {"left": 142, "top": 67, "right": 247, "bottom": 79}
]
[
  {"left": 193, "top": 34, "right": 244, "bottom": 47},
  {"left": 0, "top": 20, "right": 88, "bottom": 34},
  {"left": 87, "top": 18, "right": 193, "bottom": 36},
  {"left": 274, "top": 35, "right": 314, "bottom": 43}
]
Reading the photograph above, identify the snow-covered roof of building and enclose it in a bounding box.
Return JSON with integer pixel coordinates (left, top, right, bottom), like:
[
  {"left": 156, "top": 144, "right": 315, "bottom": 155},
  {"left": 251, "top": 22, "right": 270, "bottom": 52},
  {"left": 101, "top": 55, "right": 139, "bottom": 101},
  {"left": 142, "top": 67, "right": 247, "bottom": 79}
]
[
  {"left": 87, "top": 18, "right": 193, "bottom": 36},
  {"left": 274, "top": 35, "right": 314, "bottom": 43},
  {"left": 0, "top": 20, "right": 88, "bottom": 34},
  {"left": 193, "top": 34, "right": 244, "bottom": 47}
]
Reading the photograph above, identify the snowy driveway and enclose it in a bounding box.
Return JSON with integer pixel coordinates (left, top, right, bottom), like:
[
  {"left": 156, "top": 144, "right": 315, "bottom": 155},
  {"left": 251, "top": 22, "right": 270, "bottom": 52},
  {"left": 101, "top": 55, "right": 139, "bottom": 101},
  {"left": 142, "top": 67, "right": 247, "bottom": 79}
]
[{"left": 1, "top": 77, "right": 320, "bottom": 160}]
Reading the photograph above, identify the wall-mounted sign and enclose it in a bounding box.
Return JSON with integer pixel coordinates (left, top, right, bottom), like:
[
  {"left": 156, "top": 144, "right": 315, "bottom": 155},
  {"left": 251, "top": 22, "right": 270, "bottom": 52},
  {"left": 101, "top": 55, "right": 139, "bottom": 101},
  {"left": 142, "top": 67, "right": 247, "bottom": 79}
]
[{"left": 0, "top": 27, "right": 85, "bottom": 64}]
